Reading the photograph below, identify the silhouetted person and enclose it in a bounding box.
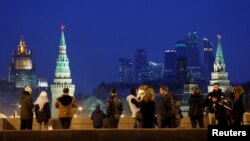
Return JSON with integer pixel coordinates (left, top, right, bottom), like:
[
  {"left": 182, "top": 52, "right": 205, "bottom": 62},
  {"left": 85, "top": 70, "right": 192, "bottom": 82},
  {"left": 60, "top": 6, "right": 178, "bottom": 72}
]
[
  {"left": 91, "top": 103, "right": 106, "bottom": 128},
  {"left": 189, "top": 87, "right": 205, "bottom": 128},
  {"left": 106, "top": 88, "right": 123, "bottom": 128},
  {"left": 140, "top": 87, "right": 156, "bottom": 128},
  {"left": 232, "top": 86, "right": 245, "bottom": 125},
  {"left": 19, "top": 86, "right": 34, "bottom": 130},
  {"left": 159, "top": 85, "right": 174, "bottom": 128}
]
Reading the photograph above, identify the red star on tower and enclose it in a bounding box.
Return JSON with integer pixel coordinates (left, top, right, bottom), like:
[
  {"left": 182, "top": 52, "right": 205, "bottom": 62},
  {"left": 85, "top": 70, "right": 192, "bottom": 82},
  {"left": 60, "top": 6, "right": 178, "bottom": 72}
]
[
  {"left": 217, "top": 33, "right": 222, "bottom": 39},
  {"left": 60, "top": 24, "right": 65, "bottom": 30}
]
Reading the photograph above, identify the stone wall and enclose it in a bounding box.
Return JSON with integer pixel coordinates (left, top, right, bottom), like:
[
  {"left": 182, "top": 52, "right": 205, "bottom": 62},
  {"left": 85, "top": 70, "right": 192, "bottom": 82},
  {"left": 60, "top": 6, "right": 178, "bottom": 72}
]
[{"left": 0, "top": 112, "right": 250, "bottom": 130}]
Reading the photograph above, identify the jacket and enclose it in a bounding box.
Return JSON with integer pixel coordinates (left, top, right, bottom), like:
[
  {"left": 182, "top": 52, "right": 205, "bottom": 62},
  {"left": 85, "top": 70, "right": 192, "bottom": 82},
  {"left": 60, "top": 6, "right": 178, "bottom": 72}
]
[
  {"left": 159, "top": 94, "right": 174, "bottom": 120},
  {"left": 19, "top": 91, "right": 34, "bottom": 119},
  {"left": 189, "top": 94, "right": 205, "bottom": 116},
  {"left": 55, "top": 94, "right": 78, "bottom": 118}
]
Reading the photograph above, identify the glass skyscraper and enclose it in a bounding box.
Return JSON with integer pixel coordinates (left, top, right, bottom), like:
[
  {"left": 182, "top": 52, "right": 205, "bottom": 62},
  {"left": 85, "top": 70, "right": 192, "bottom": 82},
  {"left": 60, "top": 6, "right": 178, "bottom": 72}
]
[
  {"left": 118, "top": 58, "right": 133, "bottom": 83},
  {"left": 163, "top": 49, "right": 177, "bottom": 80},
  {"left": 203, "top": 38, "right": 214, "bottom": 83},
  {"left": 135, "top": 49, "right": 148, "bottom": 82},
  {"left": 186, "top": 32, "right": 202, "bottom": 84}
]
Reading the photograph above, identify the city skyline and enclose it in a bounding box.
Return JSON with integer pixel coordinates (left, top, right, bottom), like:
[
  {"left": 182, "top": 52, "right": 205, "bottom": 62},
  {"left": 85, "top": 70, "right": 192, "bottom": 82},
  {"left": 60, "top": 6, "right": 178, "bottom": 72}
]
[{"left": 1, "top": 0, "right": 250, "bottom": 93}]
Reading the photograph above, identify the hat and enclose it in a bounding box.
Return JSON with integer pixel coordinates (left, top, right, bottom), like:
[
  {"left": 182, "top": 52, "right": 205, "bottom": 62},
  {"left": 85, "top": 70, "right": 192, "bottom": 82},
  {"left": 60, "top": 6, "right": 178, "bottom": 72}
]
[{"left": 24, "top": 86, "right": 32, "bottom": 94}]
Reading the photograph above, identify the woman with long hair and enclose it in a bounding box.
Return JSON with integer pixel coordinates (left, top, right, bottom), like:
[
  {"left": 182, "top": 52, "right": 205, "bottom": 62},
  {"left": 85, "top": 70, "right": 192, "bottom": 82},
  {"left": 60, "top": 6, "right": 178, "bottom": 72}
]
[
  {"left": 232, "top": 86, "right": 245, "bottom": 125},
  {"left": 140, "top": 87, "right": 156, "bottom": 128}
]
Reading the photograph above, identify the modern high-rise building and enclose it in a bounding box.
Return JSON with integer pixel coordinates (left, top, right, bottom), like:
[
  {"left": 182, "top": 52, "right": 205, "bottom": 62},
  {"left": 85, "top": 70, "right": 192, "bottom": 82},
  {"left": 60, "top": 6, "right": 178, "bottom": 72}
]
[
  {"left": 147, "top": 61, "right": 164, "bottom": 81},
  {"left": 176, "top": 56, "right": 187, "bottom": 83},
  {"left": 163, "top": 50, "right": 177, "bottom": 79},
  {"left": 137, "top": 61, "right": 163, "bottom": 82},
  {"left": 8, "top": 35, "right": 37, "bottom": 88},
  {"left": 135, "top": 49, "right": 148, "bottom": 82},
  {"left": 50, "top": 25, "right": 75, "bottom": 117},
  {"left": 208, "top": 34, "right": 231, "bottom": 93},
  {"left": 175, "top": 40, "right": 188, "bottom": 84},
  {"left": 175, "top": 40, "right": 187, "bottom": 58},
  {"left": 118, "top": 58, "right": 133, "bottom": 83},
  {"left": 186, "top": 32, "right": 202, "bottom": 84},
  {"left": 202, "top": 38, "right": 214, "bottom": 83}
]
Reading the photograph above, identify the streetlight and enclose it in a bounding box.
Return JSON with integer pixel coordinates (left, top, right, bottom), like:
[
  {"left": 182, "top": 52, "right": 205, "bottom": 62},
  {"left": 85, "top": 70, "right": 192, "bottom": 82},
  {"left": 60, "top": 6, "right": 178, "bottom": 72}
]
[{"left": 78, "top": 107, "right": 83, "bottom": 118}]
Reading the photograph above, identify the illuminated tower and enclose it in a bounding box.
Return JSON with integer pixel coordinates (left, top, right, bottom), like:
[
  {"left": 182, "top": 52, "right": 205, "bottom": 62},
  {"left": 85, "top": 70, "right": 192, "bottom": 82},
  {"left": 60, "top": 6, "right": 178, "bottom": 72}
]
[
  {"left": 207, "top": 34, "right": 231, "bottom": 93},
  {"left": 8, "top": 35, "right": 36, "bottom": 88},
  {"left": 50, "top": 25, "right": 75, "bottom": 117}
]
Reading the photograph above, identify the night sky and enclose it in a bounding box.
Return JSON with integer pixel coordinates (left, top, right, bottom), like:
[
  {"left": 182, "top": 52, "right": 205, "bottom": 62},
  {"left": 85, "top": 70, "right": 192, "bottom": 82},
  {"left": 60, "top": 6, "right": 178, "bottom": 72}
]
[{"left": 0, "top": 0, "right": 250, "bottom": 94}]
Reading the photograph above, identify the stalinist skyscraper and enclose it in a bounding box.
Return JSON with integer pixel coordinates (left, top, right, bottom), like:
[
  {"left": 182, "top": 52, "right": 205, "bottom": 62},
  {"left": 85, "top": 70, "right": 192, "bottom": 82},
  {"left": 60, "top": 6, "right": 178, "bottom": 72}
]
[
  {"left": 9, "top": 35, "right": 37, "bottom": 88},
  {"left": 51, "top": 25, "right": 75, "bottom": 117},
  {"left": 207, "top": 34, "right": 231, "bottom": 93}
]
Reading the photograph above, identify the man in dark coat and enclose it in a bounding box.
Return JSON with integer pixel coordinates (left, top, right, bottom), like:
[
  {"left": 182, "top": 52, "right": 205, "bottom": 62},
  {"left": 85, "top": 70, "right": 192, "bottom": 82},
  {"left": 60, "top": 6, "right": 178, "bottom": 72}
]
[
  {"left": 189, "top": 87, "right": 205, "bottom": 128},
  {"left": 206, "top": 83, "right": 228, "bottom": 126},
  {"left": 106, "top": 88, "right": 123, "bottom": 128},
  {"left": 159, "top": 85, "right": 174, "bottom": 128},
  {"left": 19, "top": 86, "right": 34, "bottom": 130}
]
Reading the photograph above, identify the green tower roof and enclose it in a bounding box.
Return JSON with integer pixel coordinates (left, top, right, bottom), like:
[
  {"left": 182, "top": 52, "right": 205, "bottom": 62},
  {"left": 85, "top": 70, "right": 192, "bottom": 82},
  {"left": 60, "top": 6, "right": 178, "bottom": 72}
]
[
  {"left": 55, "top": 24, "right": 71, "bottom": 77},
  {"left": 215, "top": 35, "right": 224, "bottom": 62},
  {"left": 213, "top": 34, "right": 226, "bottom": 72}
]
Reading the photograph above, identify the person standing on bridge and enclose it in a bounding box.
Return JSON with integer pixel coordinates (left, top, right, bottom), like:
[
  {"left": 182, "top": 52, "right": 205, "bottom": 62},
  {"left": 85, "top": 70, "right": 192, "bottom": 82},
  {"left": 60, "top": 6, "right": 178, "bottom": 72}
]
[
  {"left": 159, "top": 85, "right": 174, "bottom": 128},
  {"left": 34, "top": 91, "right": 51, "bottom": 130},
  {"left": 106, "top": 88, "right": 123, "bottom": 128},
  {"left": 55, "top": 88, "right": 78, "bottom": 129},
  {"left": 188, "top": 87, "right": 205, "bottom": 128},
  {"left": 19, "top": 86, "right": 34, "bottom": 130}
]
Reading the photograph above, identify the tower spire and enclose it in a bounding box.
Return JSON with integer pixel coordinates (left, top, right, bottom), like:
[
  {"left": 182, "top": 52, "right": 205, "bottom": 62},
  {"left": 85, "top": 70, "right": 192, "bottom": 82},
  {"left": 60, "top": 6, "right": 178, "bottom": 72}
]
[
  {"left": 208, "top": 34, "right": 231, "bottom": 93},
  {"left": 60, "top": 24, "right": 66, "bottom": 46},
  {"left": 214, "top": 34, "right": 225, "bottom": 72},
  {"left": 18, "top": 34, "right": 26, "bottom": 54},
  {"left": 55, "top": 24, "right": 70, "bottom": 77}
]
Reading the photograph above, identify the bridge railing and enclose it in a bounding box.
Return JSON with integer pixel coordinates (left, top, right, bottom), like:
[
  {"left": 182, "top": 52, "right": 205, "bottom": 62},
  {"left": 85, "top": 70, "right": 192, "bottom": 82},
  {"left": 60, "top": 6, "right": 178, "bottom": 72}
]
[{"left": 1, "top": 112, "right": 249, "bottom": 130}]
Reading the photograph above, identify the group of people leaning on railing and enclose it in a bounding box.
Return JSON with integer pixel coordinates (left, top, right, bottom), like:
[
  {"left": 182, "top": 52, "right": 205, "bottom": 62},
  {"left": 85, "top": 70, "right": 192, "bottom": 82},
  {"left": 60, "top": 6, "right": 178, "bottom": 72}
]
[{"left": 18, "top": 82, "right": 246, "bottom": 130}]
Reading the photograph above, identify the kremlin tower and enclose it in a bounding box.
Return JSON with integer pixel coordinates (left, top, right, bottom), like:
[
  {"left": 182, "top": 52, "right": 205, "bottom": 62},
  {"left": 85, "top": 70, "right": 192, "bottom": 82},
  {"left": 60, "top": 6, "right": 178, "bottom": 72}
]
[
  {"left": 207, "top": 34, "right": 231, "bottom": 93},
  {"left": 50, "top": 25, "right": 75, "bottom": 117}
]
